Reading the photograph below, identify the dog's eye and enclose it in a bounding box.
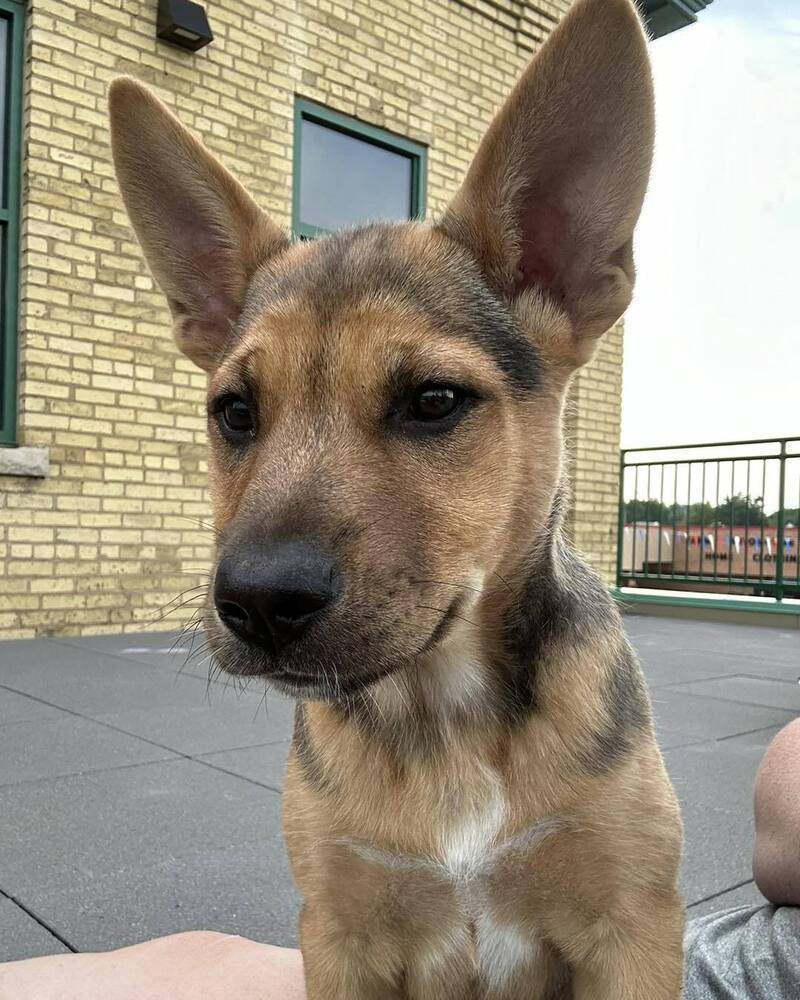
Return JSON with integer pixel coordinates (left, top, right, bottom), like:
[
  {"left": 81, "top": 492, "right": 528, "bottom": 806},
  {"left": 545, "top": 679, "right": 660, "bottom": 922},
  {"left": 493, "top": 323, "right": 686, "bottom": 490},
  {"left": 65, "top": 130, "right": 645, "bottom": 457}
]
[
  {"left": 409, "top": 384, "right": 463, "bottom": 422},
  {"left": 214, "top": 395, "right": 255, "bottom": 441}
]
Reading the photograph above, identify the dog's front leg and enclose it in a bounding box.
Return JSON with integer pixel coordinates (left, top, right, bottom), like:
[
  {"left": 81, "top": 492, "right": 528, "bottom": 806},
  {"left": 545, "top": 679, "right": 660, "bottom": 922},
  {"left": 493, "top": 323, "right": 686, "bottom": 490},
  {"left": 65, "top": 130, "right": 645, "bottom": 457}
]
[
  {"left": 566, "top": 893, "right": 684, "bottom": 1000},
  {"left": 300, "top": 905, "right": 406, "bottom": 1000}
]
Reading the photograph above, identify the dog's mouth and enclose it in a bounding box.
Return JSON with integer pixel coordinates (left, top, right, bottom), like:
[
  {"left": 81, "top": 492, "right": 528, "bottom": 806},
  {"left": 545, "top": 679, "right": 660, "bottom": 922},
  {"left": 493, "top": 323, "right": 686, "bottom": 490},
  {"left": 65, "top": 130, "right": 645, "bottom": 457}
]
[{"left": 207, "top": 593, "right": 465, "bottom": 700}]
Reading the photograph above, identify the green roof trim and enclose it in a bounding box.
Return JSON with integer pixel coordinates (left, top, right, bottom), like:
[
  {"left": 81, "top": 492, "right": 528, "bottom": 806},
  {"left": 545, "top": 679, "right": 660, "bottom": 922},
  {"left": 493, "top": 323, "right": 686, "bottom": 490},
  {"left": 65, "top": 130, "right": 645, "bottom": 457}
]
[{"left": 641, "top": 0, "right": 714, "bottom": 39}]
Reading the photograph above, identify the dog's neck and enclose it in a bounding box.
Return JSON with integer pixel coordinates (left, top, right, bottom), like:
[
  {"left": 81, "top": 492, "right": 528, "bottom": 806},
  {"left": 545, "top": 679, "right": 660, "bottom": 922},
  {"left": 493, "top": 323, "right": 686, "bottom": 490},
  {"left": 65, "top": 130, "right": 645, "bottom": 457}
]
[{"left": 331, "top": 501, "right": 607, "bottom": 755}]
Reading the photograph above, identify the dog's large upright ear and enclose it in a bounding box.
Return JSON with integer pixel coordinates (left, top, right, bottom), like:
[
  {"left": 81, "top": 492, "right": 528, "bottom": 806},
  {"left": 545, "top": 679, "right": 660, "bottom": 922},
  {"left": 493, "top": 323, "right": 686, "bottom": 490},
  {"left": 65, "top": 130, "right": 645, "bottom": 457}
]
[
  {"left": 438, "top": 0, "right": 654, "bottom": 367},
  {"left": 109, "top": 78, "right": 288, "bottom": 371}
]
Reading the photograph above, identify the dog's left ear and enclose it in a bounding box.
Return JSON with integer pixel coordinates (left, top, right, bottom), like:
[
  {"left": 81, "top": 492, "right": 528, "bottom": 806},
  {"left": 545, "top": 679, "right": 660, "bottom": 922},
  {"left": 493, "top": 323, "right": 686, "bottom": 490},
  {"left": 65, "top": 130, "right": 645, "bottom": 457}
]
[
  {"left": 437, "top": 0, "right": 654, "bottom": 367},
  {"left": 109, "top": 77, "right": 289, "bottom": 371}
]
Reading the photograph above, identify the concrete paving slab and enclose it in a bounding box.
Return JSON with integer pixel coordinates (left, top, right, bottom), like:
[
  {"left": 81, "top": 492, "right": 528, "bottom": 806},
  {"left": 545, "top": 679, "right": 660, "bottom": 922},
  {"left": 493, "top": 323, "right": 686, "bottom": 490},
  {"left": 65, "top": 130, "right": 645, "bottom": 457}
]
[
  {"left": 656, "top": 729, "right": 706, "bottom": 751},
  {"left": 686, "top": 881, "right": 767, "bottom": 920},
  {"left": 627, "top": 618, "right": 799, "bottom": 651},
  {"left": 0, "top": 646, "right": 210, "bottom": 717},
  {"left": 0, "top": 896, "right": 69, "bottom": 961},
  {"left": 49, "top": 631, "right": 270, "bottom": 686},
  {"left": 629, "top": 620, "right": 799, "bottom": 660},
  {"left": 0, "top": 758, "right": 281, "bottom": 894},
  {"left": 7, "top": 842, "right": 301, "bottom": 955},
  {"left": 722, "top": 658, "right": 800, "bottom": 683},
  {"left": 50, "top": 631, "right": 192, "bottom": 667},
  {"left": 650, "top": 688, "right": 795, "bottom": 740},
  {"left": 664, "top": 738, "right": 766, "bottom": 905},
  {"left": 49, "top": 633, "right": 218, "bottom": 683},
  {"left": 0, "top": 689, "right": 67, "bottom": 726},
  {"left": 0, "top": 717, "right": 177, "bottom": 787},
  {"left": 197, "top": 741, "right": 291, "bottom": 792},
  {"left": 633, "top": 648, "right": 800, "bottom": 688},
  {"left": 93, "top": 695, "right": 294, "bottom": 757},
  {"left": 634, "top": 650, "right": 739, "bottom": 689},
  {"left": 667, "top": 674, "right": 800, "bottom": 713},
  {"left": 0, "top": 638, "right": 58, "bottom": 666},
  {"left": 0, "top": 758, "right": 292, "bottom": 955},
  {"left": 628, "top": 625, "right": 800, "bottom": 682},
  {"left": 719, "top": 725, "right": 784, "bottom": 749}
]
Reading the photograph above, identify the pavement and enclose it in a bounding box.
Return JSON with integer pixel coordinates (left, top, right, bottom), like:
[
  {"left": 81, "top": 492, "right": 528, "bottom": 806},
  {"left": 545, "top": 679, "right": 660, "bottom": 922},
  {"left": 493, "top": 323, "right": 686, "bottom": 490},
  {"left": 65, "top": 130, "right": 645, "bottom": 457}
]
[{"left": 0, "top": 614, "right": 798, "bottom": 961}]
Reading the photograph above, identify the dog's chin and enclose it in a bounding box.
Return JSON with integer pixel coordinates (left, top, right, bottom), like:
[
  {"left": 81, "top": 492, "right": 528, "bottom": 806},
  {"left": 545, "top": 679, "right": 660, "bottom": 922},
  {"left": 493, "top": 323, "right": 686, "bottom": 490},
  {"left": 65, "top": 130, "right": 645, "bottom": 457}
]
[
  {"left": 206, "top": 594, "right": 464, "bottom": 700},
  {"left": 207, "top": 626, "right": 412, "bottom": 702},
  {"left": 266, "top": 661, "right": 406, "bottom": 701}
]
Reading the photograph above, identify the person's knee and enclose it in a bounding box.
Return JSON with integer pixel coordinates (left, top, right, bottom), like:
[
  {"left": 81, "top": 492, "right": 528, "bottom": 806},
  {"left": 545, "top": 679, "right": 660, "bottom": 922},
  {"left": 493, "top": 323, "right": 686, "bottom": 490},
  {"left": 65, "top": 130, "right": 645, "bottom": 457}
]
[
  {"left": 753, "top": 835, "right": 800, "bottom": 906},
  {"left": 134, "top": 930, "right": 234, "bottom": 956},
  {"left": 753, "top": 719, "right": 800, "bottom": 906}
]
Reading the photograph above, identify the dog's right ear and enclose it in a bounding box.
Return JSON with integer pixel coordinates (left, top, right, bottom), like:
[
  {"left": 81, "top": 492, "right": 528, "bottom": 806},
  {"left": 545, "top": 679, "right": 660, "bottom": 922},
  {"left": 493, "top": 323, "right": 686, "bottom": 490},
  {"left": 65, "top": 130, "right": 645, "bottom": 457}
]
[
  {"left": 109, "top": 78, "right": 289, "bottom": 371},
  {"left": 437, "top": 0, "right": 654, "bottom": 369}
]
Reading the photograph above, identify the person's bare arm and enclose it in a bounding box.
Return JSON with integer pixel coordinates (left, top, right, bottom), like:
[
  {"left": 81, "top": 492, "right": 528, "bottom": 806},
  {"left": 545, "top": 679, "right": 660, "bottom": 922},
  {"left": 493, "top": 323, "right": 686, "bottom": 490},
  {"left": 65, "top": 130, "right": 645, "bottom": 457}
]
[
  {"left": 752, "top": 717, "right": 800, "bottom": 906},
  {"left": 0, "top": 932, "right": 306, "bottom": 1000}
]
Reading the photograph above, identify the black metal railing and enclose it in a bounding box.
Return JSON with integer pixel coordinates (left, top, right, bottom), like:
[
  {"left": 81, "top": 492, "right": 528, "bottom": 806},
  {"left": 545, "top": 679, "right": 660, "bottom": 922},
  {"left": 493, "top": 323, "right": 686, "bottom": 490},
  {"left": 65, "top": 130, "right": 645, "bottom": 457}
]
[{"left": 617, "top": 438, "right": 800, "bottom": 600}]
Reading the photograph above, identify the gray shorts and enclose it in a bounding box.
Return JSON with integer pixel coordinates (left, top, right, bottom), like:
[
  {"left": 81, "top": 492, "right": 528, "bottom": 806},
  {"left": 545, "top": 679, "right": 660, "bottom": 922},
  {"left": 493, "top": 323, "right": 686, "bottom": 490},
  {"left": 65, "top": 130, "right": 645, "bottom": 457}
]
[{"left": 684, "top": 905, "right": 800, "bottom": 998}]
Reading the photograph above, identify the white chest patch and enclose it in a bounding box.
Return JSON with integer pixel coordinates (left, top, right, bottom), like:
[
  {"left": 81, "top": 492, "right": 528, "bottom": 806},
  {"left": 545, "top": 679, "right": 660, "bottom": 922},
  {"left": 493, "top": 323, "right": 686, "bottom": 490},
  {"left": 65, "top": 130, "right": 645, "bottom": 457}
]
[
  {"left": 439, "top": 783, "right": 507, "bottom": 879},
  {"left": 475, "top": 913, "right": 539, "bottom": 989}
]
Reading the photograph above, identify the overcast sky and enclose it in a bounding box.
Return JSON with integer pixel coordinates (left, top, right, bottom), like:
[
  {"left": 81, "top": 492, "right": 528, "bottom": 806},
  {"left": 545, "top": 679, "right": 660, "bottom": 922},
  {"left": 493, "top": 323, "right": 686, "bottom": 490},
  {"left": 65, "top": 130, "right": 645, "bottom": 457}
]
[{"left": 622, "top": 0, "right": 799, "bottom": 448}]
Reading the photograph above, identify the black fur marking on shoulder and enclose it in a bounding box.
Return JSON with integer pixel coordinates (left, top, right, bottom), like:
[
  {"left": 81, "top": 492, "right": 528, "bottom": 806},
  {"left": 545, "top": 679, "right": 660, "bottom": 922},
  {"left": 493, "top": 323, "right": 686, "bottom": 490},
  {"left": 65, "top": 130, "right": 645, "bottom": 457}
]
[
  {"left": 578, "top": 643, "right": 651, "bottom": 775},
  {"left": 500, "top": 493, "right": 601, "bottom": 712},
  {"left": 293, "top": 701, "right": 335, "bottom": 794},
  {"left": 244, "top": 223, "right": 541, "bottom": 395},
  {"left": 501, "top": 487, "right": 650, "bottom": 769}
]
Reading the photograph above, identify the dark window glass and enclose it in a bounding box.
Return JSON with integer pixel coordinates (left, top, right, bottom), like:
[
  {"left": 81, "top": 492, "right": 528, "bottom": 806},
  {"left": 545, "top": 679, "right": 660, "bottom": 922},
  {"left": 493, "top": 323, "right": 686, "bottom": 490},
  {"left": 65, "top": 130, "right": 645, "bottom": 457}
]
[
  {"left": 299, "top": 119, "right": 413, "bottom": 232},
  {"left": 0, "top": 0, "right": 23, "bottom": 445}
]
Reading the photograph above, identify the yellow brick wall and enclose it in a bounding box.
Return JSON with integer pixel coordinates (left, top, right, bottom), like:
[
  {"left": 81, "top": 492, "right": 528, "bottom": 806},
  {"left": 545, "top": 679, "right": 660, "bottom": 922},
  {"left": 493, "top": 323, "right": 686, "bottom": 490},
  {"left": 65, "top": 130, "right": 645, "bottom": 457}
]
[
  {"left": 0, "top": 0, "right": 622, "bottom": 639},
  {"left": 564, "top": 322, "right": 625, "bottom": 583}
]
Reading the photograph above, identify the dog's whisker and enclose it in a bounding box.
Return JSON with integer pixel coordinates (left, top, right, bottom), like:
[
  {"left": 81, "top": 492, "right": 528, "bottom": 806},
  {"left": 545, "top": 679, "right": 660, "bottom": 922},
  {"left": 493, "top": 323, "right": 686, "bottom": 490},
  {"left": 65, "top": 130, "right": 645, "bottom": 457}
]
[
  {"left": 172, "top": 513, "right": 224, "bottom": 539},
  {"left": 413, "top": 578, "right": 485, "bottom": 597},
  {"left": 415, "top": 604, "right": 480, "bottom": 630},
  {"left": 491, "top": 569, "right": 515, "bottom": 595},
  {"left": 386, "top": 670, "right": 411, "bottom": 713},
  {"left": 147, "top": 594, "right": 208, "bottom": 624}
]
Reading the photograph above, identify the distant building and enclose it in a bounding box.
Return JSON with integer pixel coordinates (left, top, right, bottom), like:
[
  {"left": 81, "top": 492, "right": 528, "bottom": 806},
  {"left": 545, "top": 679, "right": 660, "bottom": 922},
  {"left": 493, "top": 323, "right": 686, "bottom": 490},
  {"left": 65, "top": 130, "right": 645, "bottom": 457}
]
[{"left": 622, "top": 522, "right": 799, "bottom": 594}]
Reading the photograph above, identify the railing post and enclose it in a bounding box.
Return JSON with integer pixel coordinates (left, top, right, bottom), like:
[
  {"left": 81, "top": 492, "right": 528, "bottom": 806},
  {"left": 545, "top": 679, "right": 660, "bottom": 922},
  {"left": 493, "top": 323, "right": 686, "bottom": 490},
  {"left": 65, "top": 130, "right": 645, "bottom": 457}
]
[
  {"left": 616, "top": 450, "right": 626, "bottom": 588},
  {"left": 775, "top": 439, "right": 787, "bottom": 602}
]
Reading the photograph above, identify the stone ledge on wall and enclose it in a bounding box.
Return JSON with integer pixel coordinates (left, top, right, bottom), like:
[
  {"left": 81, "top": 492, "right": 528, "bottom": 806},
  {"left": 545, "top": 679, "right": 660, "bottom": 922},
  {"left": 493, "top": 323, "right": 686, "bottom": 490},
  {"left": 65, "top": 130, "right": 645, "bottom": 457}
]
[{"left": 0, "top": 446, "right": 50, "bottom": 478}]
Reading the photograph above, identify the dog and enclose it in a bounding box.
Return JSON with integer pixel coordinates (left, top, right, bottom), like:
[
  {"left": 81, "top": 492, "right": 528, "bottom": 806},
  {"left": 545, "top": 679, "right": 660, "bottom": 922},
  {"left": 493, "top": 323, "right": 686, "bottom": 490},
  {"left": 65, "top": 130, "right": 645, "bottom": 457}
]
[{"left": 109, "top": 0, "right": 683, "bottom": 994}]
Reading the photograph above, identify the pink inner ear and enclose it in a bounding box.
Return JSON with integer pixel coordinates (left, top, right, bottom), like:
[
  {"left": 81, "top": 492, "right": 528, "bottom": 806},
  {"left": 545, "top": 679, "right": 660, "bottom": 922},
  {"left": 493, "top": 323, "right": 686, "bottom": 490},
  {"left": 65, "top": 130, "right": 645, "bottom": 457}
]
[
  {"left": 514, "top": 145, "right": 604, "bottom": 313},
  {"left": 516, "top": 197, "right": 569, "bottom": 305},
  {"left": 166, "top": 195, "right": 243, "bottom": 324}
]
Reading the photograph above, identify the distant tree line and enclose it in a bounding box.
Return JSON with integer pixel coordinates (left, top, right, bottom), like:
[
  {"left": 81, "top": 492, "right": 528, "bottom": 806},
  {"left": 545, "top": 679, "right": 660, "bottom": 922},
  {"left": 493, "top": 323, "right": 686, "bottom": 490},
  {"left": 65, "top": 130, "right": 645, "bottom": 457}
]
[{"left": 625, "top": 493, "right": 800, "bottom": 527}]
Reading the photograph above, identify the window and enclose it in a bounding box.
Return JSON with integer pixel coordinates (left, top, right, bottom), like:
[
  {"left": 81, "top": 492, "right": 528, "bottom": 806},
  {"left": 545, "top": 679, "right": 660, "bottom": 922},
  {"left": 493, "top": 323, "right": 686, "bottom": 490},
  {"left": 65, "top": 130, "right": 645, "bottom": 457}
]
[
  {"left": 0, "top": 0, "right": 23, "bottom": 445},
  {"left": 292, "top": 99, "right": 427, "bottom": 239}
]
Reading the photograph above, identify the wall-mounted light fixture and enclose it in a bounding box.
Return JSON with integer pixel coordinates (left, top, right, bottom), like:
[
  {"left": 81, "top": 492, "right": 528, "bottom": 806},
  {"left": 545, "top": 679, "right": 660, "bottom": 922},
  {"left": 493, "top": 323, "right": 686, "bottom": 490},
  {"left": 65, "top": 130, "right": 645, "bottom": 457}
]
[
  {"left": 640, "top": 0, "right": 713, "bottom": 39},
  {"left": 157, "top": 0, "right": 213, "bottom": 52}
]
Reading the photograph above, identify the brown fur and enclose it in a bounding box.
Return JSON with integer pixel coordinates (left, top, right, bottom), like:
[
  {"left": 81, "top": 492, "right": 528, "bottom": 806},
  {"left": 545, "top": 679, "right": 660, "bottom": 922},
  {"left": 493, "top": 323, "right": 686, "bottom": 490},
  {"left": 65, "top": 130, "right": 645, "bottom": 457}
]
[{"left": 109, "top": 0, "right": 684, "bottom": 996}]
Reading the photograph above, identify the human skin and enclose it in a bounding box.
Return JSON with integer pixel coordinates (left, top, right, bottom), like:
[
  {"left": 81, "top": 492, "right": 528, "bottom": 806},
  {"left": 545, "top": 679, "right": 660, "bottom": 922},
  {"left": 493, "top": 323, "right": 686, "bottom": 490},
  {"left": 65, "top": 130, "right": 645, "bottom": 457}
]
[
  {"left": 0, "top": 932, "right": 306, "bottom": 1000},
  {"left": 2, "top": 719, "right": 798, "bottom": 998},
  {"left": 752, "top": 717, "right": 800, "bottom": 907}
]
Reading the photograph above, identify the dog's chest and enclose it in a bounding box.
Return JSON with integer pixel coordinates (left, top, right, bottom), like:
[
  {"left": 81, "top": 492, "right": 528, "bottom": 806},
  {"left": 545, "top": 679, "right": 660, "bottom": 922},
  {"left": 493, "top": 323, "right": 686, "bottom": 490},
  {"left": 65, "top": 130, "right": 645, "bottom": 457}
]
[
  {"left": 473, "top": 912, "right": 541, "bottom": 990},
  {"left": 437, "top": 795, "right": 542, "bottom": 983},
  {"left": 438, "top": 780, "right": 507, "bottom": 878},
  {"left": 352, "top": 786, "right": 558, "bottom": 991}
]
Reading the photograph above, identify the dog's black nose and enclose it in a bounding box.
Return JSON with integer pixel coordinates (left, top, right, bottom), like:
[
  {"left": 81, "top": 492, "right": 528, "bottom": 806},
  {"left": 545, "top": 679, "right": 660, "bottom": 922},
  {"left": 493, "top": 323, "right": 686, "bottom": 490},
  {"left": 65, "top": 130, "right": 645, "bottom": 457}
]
[{"left": 214, "top": 542, "right": 341, "bottom": 652}]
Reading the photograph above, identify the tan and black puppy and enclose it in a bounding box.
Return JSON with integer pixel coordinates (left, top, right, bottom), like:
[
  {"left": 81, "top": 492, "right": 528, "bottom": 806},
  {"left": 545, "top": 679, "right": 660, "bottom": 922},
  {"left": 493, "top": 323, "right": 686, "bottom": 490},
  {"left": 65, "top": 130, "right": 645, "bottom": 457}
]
[{"left": 109, "top": 0, "right": 683, "bottom": 995}]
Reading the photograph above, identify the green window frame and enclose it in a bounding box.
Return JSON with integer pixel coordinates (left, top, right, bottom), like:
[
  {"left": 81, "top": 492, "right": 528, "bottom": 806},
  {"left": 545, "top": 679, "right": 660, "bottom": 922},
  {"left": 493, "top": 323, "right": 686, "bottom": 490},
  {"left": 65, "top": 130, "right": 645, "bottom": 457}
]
[
  {"left": 292, "top": 98, "right": 427, "bottom": 239},
  {"left": 0, "top": 0, "right": 23, "bottom": 445}
]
